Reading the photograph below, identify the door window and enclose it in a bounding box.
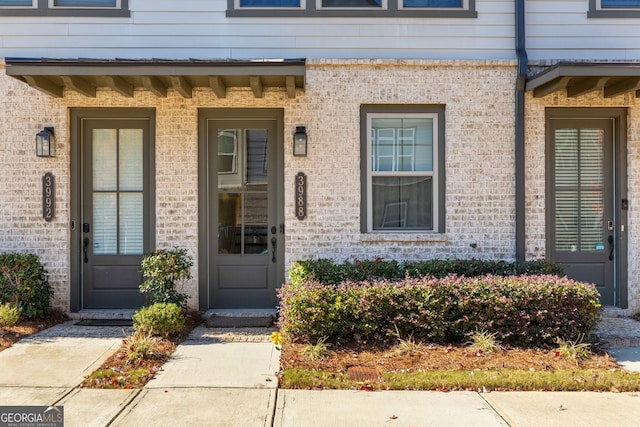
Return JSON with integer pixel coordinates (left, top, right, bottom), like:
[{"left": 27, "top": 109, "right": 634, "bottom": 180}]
[
  {"left": 92, "top": 128, "right": 144, "bottom": 255},
  {"left": 217, "top": 129, "right": 269, "bottom": 255}
]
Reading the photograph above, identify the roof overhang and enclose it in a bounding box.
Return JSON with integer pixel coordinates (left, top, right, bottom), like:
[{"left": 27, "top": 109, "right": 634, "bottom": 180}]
[
  {"left": 526, "top": 62, "right": 640, "bottom": 98},
  {"left": 4, "top": 58, "right": 306, "bottom": 99}
]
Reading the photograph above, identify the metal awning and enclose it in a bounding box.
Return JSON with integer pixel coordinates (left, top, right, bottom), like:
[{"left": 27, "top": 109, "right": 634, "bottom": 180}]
[
  {"left": 526, "top": 62, "right": 640, "bottom": 98},
  {"left": 4, "top": 58, "right": 306, "bottom": 99}
]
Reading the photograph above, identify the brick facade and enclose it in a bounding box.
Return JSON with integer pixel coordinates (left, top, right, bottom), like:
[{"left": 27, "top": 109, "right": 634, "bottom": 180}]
[{"left": 3, "top": 58, "right": 636, "bottom": 314}]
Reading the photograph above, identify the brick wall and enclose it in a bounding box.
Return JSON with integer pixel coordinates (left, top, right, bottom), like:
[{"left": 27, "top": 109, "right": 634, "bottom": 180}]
[{"left": 0, "top": 59, "right": 522, "bottom": 312}]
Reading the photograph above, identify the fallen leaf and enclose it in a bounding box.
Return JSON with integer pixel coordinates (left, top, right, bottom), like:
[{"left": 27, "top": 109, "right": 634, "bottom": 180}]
[{"left": 389, "top": 415, "right": 398, "bottom": 420}]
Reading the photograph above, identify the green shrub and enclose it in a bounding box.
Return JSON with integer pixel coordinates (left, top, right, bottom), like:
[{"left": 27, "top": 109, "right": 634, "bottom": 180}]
[
  {"left": 278, "top": 275, "right": 601, "bottom": 348},
  {"left": 289, "top": 258, "right": 565, "bottom": 287},
  {"left": 140, "top": 248, "right": 192, "bottom": 307},
  {"left": 0, "top": 302, "right": 22, "bottom": 327},
  {"left": 0, "top": 253, "right": 52, "bottom": 318},
  {"left": 132, "top": 302, "right": 186, "bottom": 337}
]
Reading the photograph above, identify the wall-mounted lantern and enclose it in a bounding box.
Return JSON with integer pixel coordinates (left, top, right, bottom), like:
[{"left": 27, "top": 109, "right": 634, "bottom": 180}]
[
  {"left": 36, "top": 127, "right": 55, "bottom": 158},
  {"left": 293, "top": 126, "right": 307, "bottom": 157}
]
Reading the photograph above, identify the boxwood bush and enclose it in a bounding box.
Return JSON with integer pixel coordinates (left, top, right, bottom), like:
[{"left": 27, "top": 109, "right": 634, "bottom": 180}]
[
  {"left": 278, "top": 274, "right": 601, "bottom": 348},
  {"left": 288, "top": 258, "right": 565, "bottom": 287},
  {"left": 0, "top": 253, "right": 52, "bottom": 318}
]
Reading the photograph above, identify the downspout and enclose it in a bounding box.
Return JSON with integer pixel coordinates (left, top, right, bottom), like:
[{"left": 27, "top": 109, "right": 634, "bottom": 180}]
[{"left": 515, "top": 0, "right": 527, "bottom": 261}]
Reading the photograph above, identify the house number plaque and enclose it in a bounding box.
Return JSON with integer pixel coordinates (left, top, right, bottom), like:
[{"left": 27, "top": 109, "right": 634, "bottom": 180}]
[
  {"left": 295, "top": 172, "right": 307, "bottom": 220},
  {"left": 42, "top": 172, "right": 55, "bottom": 222}
]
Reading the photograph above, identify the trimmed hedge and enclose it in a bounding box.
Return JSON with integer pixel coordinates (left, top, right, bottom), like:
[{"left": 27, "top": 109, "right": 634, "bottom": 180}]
[
  {"left": 278, "top": 275, "right": 601, "bottom": 348},
  {"left": 0, "top": 253, "right": 53, "bottom": 318},
  {"left": 288, "top": 258, "right": 565, "bottom": 287}
]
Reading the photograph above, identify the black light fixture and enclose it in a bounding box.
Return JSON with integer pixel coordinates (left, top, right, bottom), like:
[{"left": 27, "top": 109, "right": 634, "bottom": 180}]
[
  {"left": 36, "top": 127, "right": 55, "bottom": 158},
  {"left": 293, "top": 126, "right": 307, "bottom": 157}
]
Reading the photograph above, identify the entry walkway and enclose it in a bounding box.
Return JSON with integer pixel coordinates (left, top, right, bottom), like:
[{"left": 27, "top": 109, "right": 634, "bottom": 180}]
[{"left": 1, "top": 318, "right": 640, "bottom": 426}]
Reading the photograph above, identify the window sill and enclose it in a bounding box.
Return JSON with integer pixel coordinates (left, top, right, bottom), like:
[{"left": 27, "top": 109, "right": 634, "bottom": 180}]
[{"left": 360, "top": 232, "right": 448, "bottom": 243}]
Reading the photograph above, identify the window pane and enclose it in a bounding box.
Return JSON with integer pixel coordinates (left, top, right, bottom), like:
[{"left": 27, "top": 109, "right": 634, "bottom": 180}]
[
  {"left": 555, "top": 190, "right": 579, "bottom": 252},
  {"left": 93, "top": 129, "right": 118, "bottom": 191},
  {"left": 218, "top": 130, "right": 237, "bottom": 174},
  {"left": 54, "top": 0, "right": 116, "bottom": 6},
  {"left": 372, "top": 177, "right": 433, "bottom": 230},
  {"left": 120, "top": 193, "right": 144, "bottom": 255},
  {"left": 322, "top": 0, "right": 382, "bottom": 7},
  {"left": 371, "top": 118, "right": 433, "bottom": 172},
  {"left": 93, "top": 193, "right": 117, "bottom": 255},
  {"left": 403, "top": 0, "right": 463, "bottom": 7},
  {"left": 239, "top": 0, "right": 300, "bottom": 6},
  {"left": 601, "top": 0, "right": 640, "bottom": 8},
  {"left": 119, "top": 129, "right": 143, "bottom": 191},
  {"left": 0, "top": 0, "right": 33, "bottom": 6},
  {"left": 246, "top": 129, "right": 268, "bottom": 184},
  {"left": 554, "top": 127, "right": 605, "bottom": 253}
]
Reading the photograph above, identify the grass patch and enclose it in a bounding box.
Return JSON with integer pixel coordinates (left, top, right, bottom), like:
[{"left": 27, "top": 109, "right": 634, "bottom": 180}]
[
  {"left": 300, "top": 337, "right": 330, "bottom": 361},
  {"left": 282, "top": 368, "right": 640, "bottom": 392},
  {"left": 83, "top": 368, "right": 157, "bottom": 389}
]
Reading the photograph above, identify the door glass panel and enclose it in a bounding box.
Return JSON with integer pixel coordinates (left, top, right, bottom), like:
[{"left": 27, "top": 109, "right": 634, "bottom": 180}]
[
  {"left": 217, "top": 129, "right": 269, "bottom": 255},
  {"left": 119, "top": 129, "right": 143, "bottom": 191},
  {"left": 93, "top": 129, "right": 117, "bottom": 191},
  {"left": 119, "top": 193, "right": 144, "bottom": 254},
  {"left": 92, "top": 127, "right": 144, "bottom": 255},
  {"left": 554, "top": 128, "right": 605, "bottom": 253},
  {"left": 93, "top": 193, "right": 117, "bottom": 254}
]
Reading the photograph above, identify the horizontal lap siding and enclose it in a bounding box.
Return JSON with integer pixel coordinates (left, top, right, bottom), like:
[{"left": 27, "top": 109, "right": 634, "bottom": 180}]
[
  {"left": 527, "top": 0, "right": 640, "bottom": 61},
  {"left": 0, "top": 0, "right": 514, "bottom": 60}
]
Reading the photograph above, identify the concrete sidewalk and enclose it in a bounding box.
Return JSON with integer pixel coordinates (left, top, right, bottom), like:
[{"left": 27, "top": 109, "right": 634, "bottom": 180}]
[{"left": 2, "top": 320, "right": 640, "bottom": 426}]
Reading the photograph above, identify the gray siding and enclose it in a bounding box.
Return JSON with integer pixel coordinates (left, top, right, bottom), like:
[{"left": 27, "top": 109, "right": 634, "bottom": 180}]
[
  {"left": 527, "top": 0, "right": 640, "bottom": 61},
  {"left": 0, "top": 0, "right": 514, "bottom": 60}
]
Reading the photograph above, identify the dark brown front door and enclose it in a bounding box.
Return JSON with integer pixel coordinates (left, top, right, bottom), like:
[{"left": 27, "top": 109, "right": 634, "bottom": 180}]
[{"left": 73, "top": 111, "right": 155, "bottom": 309}]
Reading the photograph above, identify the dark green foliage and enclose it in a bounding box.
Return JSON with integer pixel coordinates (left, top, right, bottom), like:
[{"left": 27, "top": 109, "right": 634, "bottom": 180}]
[
  {"left": 279, "top": 274, "right": 600, "bottom": 348},
  {"left": 289, "top": 258, "right": 565, "bottom": 287},
  {"left": 132, "top": 303, "right": 186, "bottom": 337},
  {"left": 0, "top": 253, "right": 53, "bottom": 318},
  {"left": 140, "top": 248, "right": 192, "bottom": 308}
]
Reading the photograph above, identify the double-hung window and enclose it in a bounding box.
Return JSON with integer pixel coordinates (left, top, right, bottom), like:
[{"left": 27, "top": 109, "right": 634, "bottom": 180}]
[
  {"left": 361, "top": 106, "right": 445, "bottom": 233},
  {"left": 0, "top": 0, "right": 128, "bottom": 16},
  {"left": 228, "top": 0, "right": 476, "bottom": 17},
  {"left": 589, "top": 0, "right": 640, "bottom": 17}
]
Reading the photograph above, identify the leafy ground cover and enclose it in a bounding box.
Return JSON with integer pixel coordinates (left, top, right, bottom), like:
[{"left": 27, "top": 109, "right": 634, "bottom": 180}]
[{"left": 279, "top": 338, "right": 640, "bottom": 392}]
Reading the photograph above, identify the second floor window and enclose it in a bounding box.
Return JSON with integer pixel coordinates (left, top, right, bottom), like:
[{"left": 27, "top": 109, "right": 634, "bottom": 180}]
[
  {"left": 229, "top": 0, "right": 475, "bottom": 16},
  {"left": 600, "top": 0, "right": 640, "bottom": 7},
  {"left": 589, "top": 0, "right": 640, "bottom": 17},
  {"left": 0, "top": 0, "right": 127, "bottom": 15}
]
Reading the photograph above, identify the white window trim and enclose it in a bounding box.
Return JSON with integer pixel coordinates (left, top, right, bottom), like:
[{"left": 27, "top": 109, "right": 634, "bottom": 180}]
[
  {"left": 366, "top": 112, "right": 439, "bottom": 233},
  {"left": 49, "top": 0, "right": 120, "bottom": 9},
  {"left": 234, "top": 0, "right": 305, "bottom": 9}
]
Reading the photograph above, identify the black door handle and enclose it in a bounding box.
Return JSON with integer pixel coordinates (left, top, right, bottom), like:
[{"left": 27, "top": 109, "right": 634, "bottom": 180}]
[
  {"left": 271, "top": 237, "right": 277, "bottom": 263},
  {"left": 83, "top": 237, "right": 90, "bottom": 263},
  {"left": 608, "top": 235, "right": 614, "bottom": 261}
]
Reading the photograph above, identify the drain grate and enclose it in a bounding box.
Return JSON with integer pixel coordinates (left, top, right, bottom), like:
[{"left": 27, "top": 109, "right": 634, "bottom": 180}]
[{"left": 347, "top": 366, "right": 380, "bottom": 382}]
